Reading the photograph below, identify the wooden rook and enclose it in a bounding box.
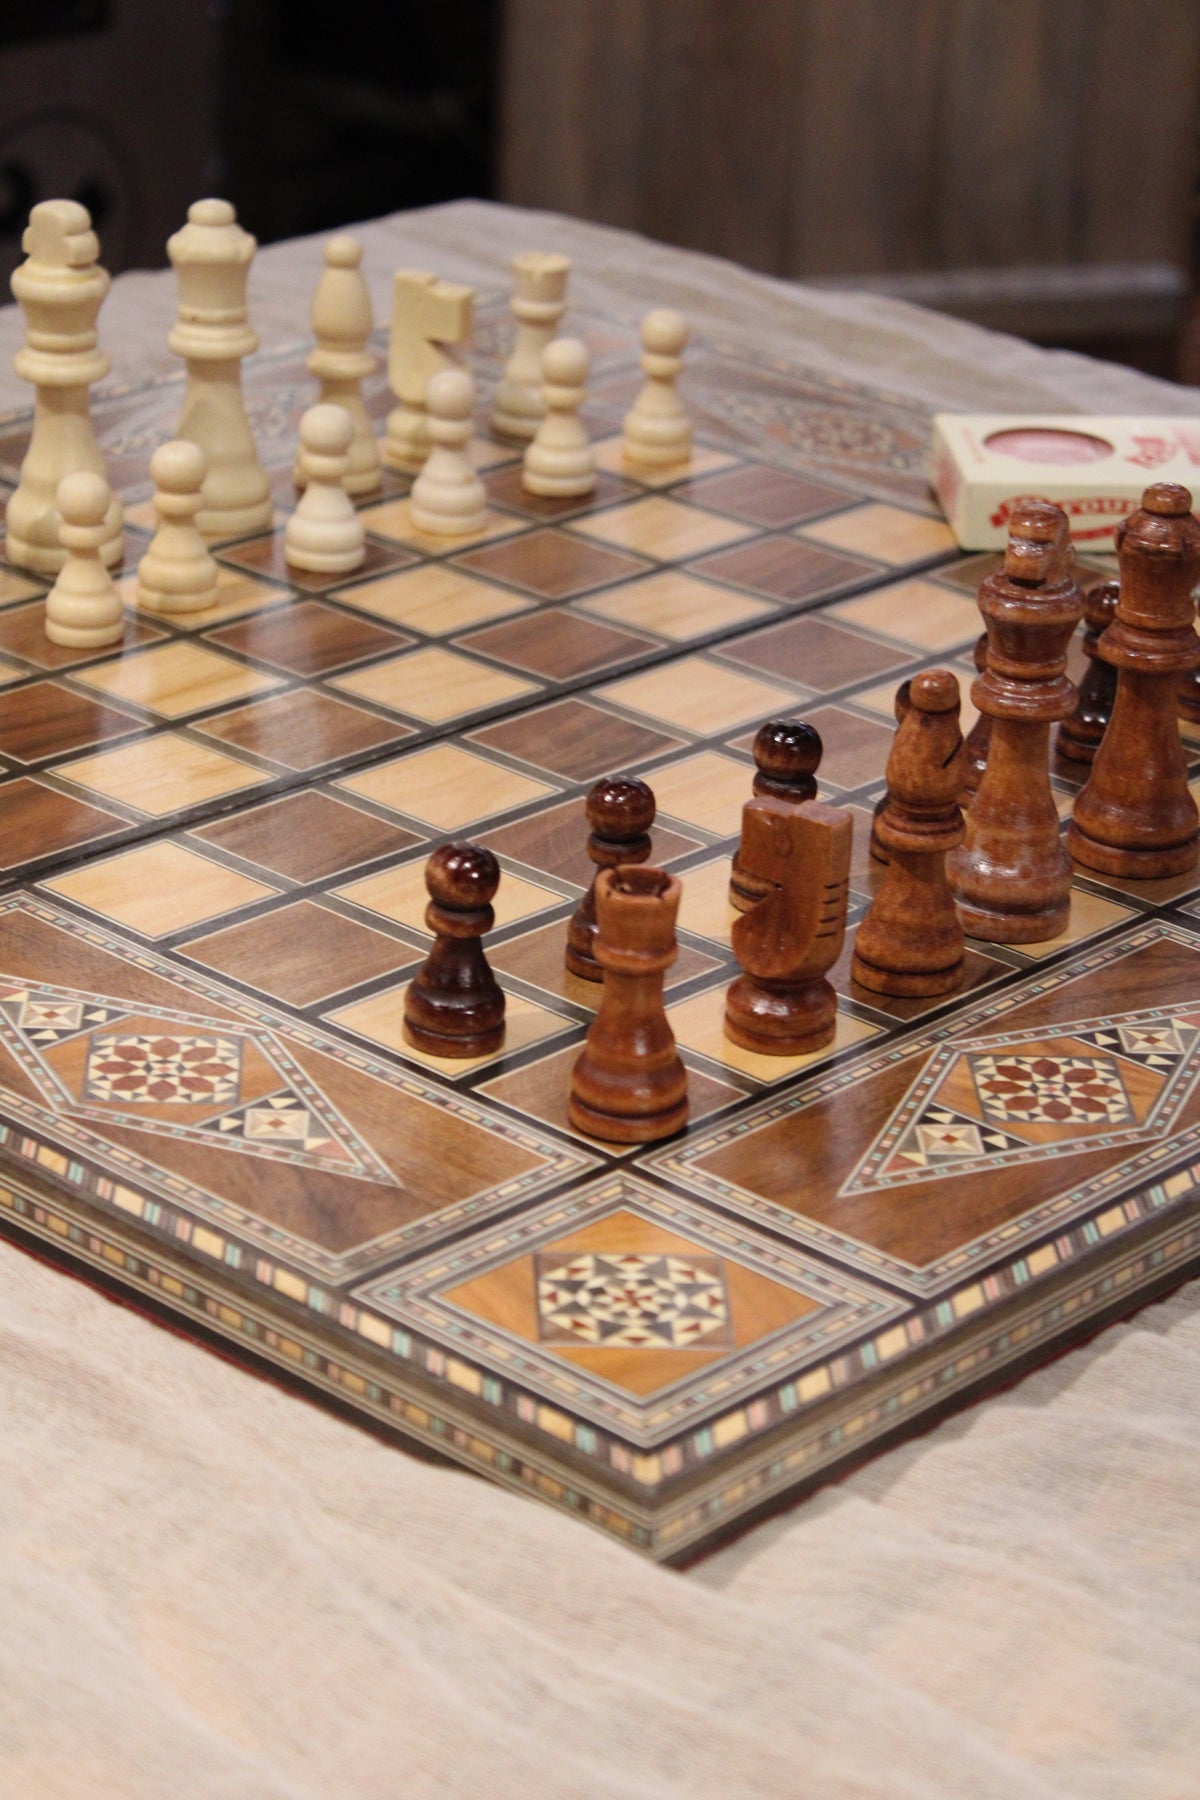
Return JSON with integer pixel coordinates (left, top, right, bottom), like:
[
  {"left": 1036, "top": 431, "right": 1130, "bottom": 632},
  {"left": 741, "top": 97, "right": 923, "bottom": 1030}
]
[
  {"left": 402, "top": 843, "right": 506, "bottom": 1058},
  {"left": 384, "top": 269, "right": 473, "bottom": 471},
  {"left": 568, "top": 866, "right": 688, "bottom": 1143},
  {"left": 1069, "top": 483, "right": 1200, "bottom": 878},
  {"left": 946, "top": 500, "right": 1083, "bottom": 942},
  {"left": 851, "top": 669, "right": 966, "bottom": 996},
  {"left": 725, "top": 796, "right": 852, "bottom": 1056},
  {"left": 960, "top": 632, "right": 991, "bottom": 803},
  {"left": 869, "top": 681, "right": 911, "bottom": 864},
  {"left": 566, "top": 777, "right": 655, "bottom": 982},
  {"left": 730, "top": 720, "right": 821, "bottom": 910},
  {"left": 1058, "top": 579, "right": 1119, "bottom": 765}
]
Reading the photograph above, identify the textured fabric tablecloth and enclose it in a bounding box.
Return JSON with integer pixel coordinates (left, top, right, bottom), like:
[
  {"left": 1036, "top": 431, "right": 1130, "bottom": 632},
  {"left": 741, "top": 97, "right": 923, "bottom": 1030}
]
[{"left": 0, "top": 200, "right": 1197, "bottom": 1799}]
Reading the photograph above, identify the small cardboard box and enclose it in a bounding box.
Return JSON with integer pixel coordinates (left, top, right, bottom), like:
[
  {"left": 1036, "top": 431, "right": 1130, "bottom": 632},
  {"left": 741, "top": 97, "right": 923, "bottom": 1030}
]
[{"left": 931, "top": 415, "right": 1200, "bottom": 550}]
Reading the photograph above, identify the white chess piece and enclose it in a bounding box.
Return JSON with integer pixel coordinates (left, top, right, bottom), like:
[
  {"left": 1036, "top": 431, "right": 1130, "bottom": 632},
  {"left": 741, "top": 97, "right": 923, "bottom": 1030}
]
[
  {"left": 622, "top": 309, "right": 692, "bottom": 469},
  {"left": 522, "top": 338, "right": 595, "bottom": 498},
  {"left": 491, "top": 251, "right": 570, "bottom": 441},
  {"left": 136, "top": 440, "right": 220, "bottom": 614},
  {"left": 285, "top": 403, "right": 366, "bottom": 573},
  {"left": 7, "top": 199, "right": 123, "bottom": 574},
  {"left": 384, "top": 270, "right": 473, "bottom": 471},
  {"left": 295, "top": 235, "right": 381, "bottom": 497},
  {"left": 45, "top": 472, "right": 125, "bottom": 647},
  {"left": 168, "top": 198, "right": 272, "bottom": 540},
  {"left": 409, "top": 369, "right": 487, "bottom": 537}
]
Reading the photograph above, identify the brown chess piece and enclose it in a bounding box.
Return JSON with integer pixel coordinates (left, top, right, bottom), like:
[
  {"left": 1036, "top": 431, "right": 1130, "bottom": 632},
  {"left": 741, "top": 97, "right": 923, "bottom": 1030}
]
[
  {"left": 565, "top": 777, "right": 655, "bottom": 981},
  {"left": 959, "top": 632, "right": 991, "bottom": 804},
  {"left": 851, "top": 669, "right": 966, "bottom": 997},
  {"left": 730, "top": 719, "right": 822, "bottom": 909},
  {"left": 946, "top": 500, "right": 1083, "bottom": 942},
  {"left": 724, "top": 796, "right": 852, "bottom": 1055},
  {"left": 869, "top": 681, "right": 911, "bottom": 863},
  {"left": 403, "top": 842, "right": 506, "bottom": 1057},
  {"left": 1069, "top": 483, "right": 1200, "bottom": 878},
  {"left": 568, "top": 865, "right": 688, "bottom": 1143},
  {"left": 1057, "top": 579, "right": 1119, "bottom": 765}
]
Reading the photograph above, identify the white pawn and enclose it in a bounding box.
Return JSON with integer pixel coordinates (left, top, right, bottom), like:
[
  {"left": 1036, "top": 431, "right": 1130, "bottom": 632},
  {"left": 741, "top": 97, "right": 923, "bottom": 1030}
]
[
  {"left": 522, "top": 338, "right": 595, "bottom": 498},
  {"left": 45, "top": 472, "right": 125, "bottom": 647},
  {"left": 285, "top": 404, "right": 366, "bottom": 574},
  {"left": 136, "top": 440, "right": 219, "bottom": 614},
  {"left": 409, "top": 368, "right": 487, "bottom": 537},
  {"left": 295, "top": 235, "right": 381, "bottom": 497},
  {"left": 622, "top": 309, "right": 692, "bottom": 469}
]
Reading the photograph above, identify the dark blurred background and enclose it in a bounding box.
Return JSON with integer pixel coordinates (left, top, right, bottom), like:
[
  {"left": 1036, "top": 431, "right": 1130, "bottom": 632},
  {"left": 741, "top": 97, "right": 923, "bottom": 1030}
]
[{"left": 2, "top": 0, "right": 1199, "bottom": 380}]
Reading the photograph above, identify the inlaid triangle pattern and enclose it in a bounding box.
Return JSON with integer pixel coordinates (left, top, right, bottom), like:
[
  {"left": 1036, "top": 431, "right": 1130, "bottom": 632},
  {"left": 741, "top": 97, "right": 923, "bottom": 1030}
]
[
  {"left": 841, "top": 1004, "right": 1200, "bottom": 1198},
  {"left": 0, "top": 975, "right": 395, "bottom": 1182}
]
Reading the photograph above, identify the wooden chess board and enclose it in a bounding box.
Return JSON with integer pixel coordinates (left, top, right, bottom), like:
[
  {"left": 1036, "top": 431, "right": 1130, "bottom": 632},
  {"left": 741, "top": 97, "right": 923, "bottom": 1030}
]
[{"left": 0, "top": 291, "right": 1198, "bottom": 1562}]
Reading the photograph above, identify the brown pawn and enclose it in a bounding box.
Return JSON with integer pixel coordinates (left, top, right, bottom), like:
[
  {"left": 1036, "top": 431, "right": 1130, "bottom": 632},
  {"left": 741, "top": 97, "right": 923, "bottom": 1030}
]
[
  {"left": 402, "top": 842, "right": 505, "bottom": 1057},
  {"left": 1057, "top": 580, "right": 1119, "bottom": 765},
  {"left": 568, "top": 866, "right": 688, "bottom": 1143},
  {"left": 730, "top": 719, "right": 822, "bottom": 909},
  {"left": 851, "top": 670, "right": 966, "bottom": 997},
  {"left": 946, "top": 500, "right": 1083, "bottom": 942},
  {"left": 565, "top": 777, "right": 655, "bottom": 980},
  {"left": 869, "top": 682, "right": 911, "bottom": 863},
  {"left": 959, "top": 632, "right": 991, "bottom": 803},
  {"left": 725, "top": 796, "right": 852, "bottom": 1055},
  {"left": 1069, "top": 484, "right": 1200, "bottom": 878}
]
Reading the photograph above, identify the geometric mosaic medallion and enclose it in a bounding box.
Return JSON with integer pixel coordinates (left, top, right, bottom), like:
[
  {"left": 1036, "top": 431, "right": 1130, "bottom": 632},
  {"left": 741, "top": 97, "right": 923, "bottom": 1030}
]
[
  {"left": 83, "top": 1032, "right": 243, "bottom": 1106},
  {"left": 535, "top": 1250, "right": 731, "bottom": 1348}
]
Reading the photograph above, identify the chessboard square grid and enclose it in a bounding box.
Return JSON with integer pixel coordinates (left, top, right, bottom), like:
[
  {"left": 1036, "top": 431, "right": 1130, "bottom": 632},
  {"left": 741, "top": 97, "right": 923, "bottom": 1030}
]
[
  {"left": 41, "top": 840, "right": 278, "bottom": 936},
  {"left": 72, "top": 640, "right": 284, "bottom": 718},
  {"left": 331, "top": 564, "right": 534, "bottom": 635},
  {"left": 600, "top": 657, "right": 798, "bottom": 736},
  {"left": 195, "top": 688, "right": 412, "bottom": 771},
  {"left": 569, "top": 496, "right": 758, "bottom": 560},
  {"left": 329, "top": 645, "right": 539, "bottom": 722},
  {"left": 797, "top": 503, "right": 957, "bottom": 566},
  {"left": 336, "top": 742, "right": 557, "bottom": 830},
  {"left": 468, "top": 698, "right": 686, "bottom": 783},
  {"left": 59, "top": 734, "right": 266, "bottom": 815},
  {"left": 190, "top": 791, "right": 423, "bottom": 884},
  {"left": 579, "top": 569, "right": 773, "bottom": 641}
]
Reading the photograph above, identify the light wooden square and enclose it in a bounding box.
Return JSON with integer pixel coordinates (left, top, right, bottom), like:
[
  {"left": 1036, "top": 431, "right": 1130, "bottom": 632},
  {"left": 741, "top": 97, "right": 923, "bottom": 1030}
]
[
  {"left": 592, "top": 437, "right": 737, "bottom": 486},
  {"left": 675, "top": 855, "right": 737, "bottom": 948},
  {"left": 333, "top": 564, "right": 533, "bottom": 635},
  {"left": 667, "top": 984, "right": 881, "bottom": 1083},
  {"left": 0, "top": 654, "right": 25, "bottom": 687},
  {"left": 580, "top": 570, "right": 772, "bottom": 640},
  {"left": 650, "top": 752, "right": 754, "bottom": 839},
  {"left": 336, "top": 743, "right": 556, "bottom": 829},
  {"left": 798, "top": 503, "right": 957, "bottom": 566},
  {"left": 600, "top": 655, "right": 797, "bottom": 735},
  {"left": 60, "top": 734, "right": 265, "bottom": 814},
  {"left": 357, "top": 496, "right": 524, "bottom": 551},
  {"left": 830, "top": 578, "right": 981, "bottom": 652},
  {"left": 336, "top": 860, "right": 562, "bottom": 934},
  {"left": 41, "top": 840, "right": 276, "bottom": 935},
  {"left": 570, "top": 496, "right": 756, "bottom": 560},
  {"left": 327, "top": 984, "right": 569, "bottom": 1076},
  {"left": 999, "top": 888, "right": 1135, "bottom": 960},
  {"left": 73, "top": 641, "right": 282, "bottom": 718},
  {"left": 329, "top": 645, "right": 538, "bottom": 722}
]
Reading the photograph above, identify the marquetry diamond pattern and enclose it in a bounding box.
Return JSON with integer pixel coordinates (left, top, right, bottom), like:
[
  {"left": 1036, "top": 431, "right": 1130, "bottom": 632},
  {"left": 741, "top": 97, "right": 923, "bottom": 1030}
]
[
  {"left": 83, "top": 1032, "right": 243, "bottom": 1106},
  {"left": 968, "top": 1052, "right": 1134, "bottom": 1126},
  {"left": 535, "top": 1250, "right": 731, "bottom": 1348}
]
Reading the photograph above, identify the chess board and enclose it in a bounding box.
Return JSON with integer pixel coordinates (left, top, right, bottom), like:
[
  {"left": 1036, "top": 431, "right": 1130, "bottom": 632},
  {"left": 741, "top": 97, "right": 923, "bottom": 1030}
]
[{"left": 0, "top": 289, "right": 1198, "bottom": 1563}]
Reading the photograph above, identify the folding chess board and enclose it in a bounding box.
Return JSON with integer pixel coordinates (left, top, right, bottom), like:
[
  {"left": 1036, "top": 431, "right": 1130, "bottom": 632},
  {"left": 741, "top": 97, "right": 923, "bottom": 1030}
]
[{"left": 0, "top": 291, "right": 1198, "bottom": 1561}]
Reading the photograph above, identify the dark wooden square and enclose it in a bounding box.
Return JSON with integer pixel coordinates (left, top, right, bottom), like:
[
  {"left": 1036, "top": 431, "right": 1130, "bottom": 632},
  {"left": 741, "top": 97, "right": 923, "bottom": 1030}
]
[
  {"left": 208, "top": 601, "right": 413, "bottom": 676},
  {"left": 0, "top": 601, "right": 163, "bottom": 670},
  {"left": 717, "top": 615, "right": 912, "bottom": 691},
  {"left": 195, "top": 690, "right": 411, "bottom": 770},
  {"left": 190, "top": 791, "right": 423, "bottom": 883},
  {"left": 456, "top": 611, "right": 657, "bottom": 681},
  {"left": 484, "top": 466, "right": 639, "bottom": 521},
  {"left": 0, "top": 777, "right": 125, "bottom": 869},
  {"left": 730, "top": 702, "right": 896, "bottom": 789},
  {"left": 470, "top": 697, "right": 685, "bottom": 781},
  {"left": 184, "top": 899, "right": 420, "bottom": 1005},
  {"left": 689, "top": 538, "right": 877, "bottom": 604},
  {"left": 0, "top": 682, "right": 143, "bottom": 763},
  {"left": 217, "top": 532, "right": 416, "bottom": 592},
  {"left": 454, "top": 529, "right": 651, "bottom": 600},
  {"left": 673, "top": 465, "right": 858, "bottom": 528},
  {"left": 481, "top": 796, "right": 702, "bottom": 887}
]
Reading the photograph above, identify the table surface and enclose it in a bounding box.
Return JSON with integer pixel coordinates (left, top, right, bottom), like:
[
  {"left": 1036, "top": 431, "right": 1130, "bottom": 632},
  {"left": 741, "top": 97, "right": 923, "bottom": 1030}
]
[{"left": 0, "top": 200, "right": 1197, "bottom": 1798}]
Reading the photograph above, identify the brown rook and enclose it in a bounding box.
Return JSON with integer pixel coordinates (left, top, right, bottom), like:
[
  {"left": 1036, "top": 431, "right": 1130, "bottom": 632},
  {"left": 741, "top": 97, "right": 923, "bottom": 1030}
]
[
  {"left": 946, "top": 500, "right": 1083, "bottom": 942},
  {"left": 852, "top": 669, "right": 966, "bottom": 997},
  {"left": 1057, "top": 579, "right": 1119, "bottom": 766},
  {"left": 725, "top": 795, "right": 852, "bottom": 1055},
  {"left": 1069, "top": 484, "right": 1200, "bottom": 878},
  {"left": 566, "top": 776, "right": 655, "bottom": 981},
  {"left": 568, "top": 865, "right": 688, "bottom": 1143},
  {"left": 730, "top": 719, "right": 822, "bottom": 908},
  {"left": 403, "top": 842, "right": 506, "bottom": 1057}
]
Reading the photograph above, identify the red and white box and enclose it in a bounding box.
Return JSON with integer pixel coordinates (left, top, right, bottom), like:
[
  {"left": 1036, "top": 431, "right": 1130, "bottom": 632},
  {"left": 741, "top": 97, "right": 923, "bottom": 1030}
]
[{"left": 931, "top": 415, "right": 1200, "bottom": 550}]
